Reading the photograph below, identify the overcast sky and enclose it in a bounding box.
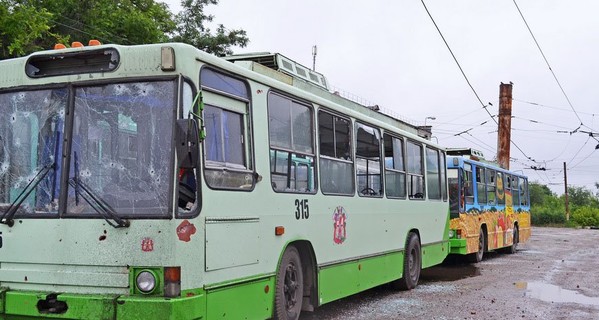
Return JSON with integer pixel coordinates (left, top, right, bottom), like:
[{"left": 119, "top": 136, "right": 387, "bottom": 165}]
[{"left": 165, "top": 0, "right": 598, "bottom": 194}]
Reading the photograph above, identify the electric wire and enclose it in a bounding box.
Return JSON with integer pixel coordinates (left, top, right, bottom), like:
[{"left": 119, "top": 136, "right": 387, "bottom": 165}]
[
  {"left": 512, "top": 0, "right": 587, "bottom": 129},
  {"left": 421, "top": 0, "right": 537, "bottom": 163}
]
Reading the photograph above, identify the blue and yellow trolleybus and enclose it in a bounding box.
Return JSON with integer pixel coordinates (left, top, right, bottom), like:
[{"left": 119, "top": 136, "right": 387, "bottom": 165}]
[
  {"left": 0, "top": 42, "right": 451, "bottom": 319},
  {"left": 447, "top": 148, "right": 531, "bottom": 262}
]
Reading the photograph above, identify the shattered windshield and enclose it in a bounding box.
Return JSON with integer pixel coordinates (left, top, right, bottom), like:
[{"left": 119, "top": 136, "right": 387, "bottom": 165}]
[
  {"left": 67, "top": 81, "right": 175, "bottom": 216},
  {"left": 0, "top": 89, "right": 66, "bottom": 216},
  {"left": 0, "top": 80, "right": 176, "bottom": 219}
]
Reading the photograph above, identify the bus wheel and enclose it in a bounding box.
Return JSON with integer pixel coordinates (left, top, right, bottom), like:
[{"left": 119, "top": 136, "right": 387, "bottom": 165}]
[
  {"left": 506, "top": 226, "right": 519, "bottom": 254},
  {"left": 392, "top": 232, "right": 421, "bottom": 290},
  {"left": 274, "top": 246, "right": 304, "bottom": 320},
  {"left": 469, "top": 227, "right": 485, "bottom": 263}
]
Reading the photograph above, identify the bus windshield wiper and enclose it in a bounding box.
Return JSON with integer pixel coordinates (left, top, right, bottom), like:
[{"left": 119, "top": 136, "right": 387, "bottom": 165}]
[
  {"left": 0, "top": 163, "right": 55, "bottom": 227},
  {"left": 68, "top": 177, "right": 130, "bottom": 228}
]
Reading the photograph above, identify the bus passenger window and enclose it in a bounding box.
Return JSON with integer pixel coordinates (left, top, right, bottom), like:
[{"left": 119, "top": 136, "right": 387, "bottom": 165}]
[
  {"left": 462, "top": 163, "right": 474, "bottom": 204},
  {"left": 426, "top": 148, "right": 441, "bottom": 200},
  {"left": 407, "top": 141, "right": 424, "bottom": 199},
  {"left": 496, "top": 172, "right": 505, "bottom": 205},
  {"left": 204, "top": 105, "right": 251, "bottom": 188},
  {"left": 355, "top": 123, "right": 382, "bottom": 197},
  {"left": 520, "top": 178, "right": 529, "bottom": 206},
  {"left": 476, "top": 167, "right": 486, "bottom": 205},
  {"left": 486, "top": 169, "right": 496, "bottom": 205},
  {"left": 383, "top": 134, "right": 406, "bottom": 198},
  {"left": 512, "top": 176, "right": 520, "bottom": 208},
  {"left": 268, "top": 93, "right": 315, "bottom": 193},
  {"left": 319, "top": 111, "right": 353, "bottom": 195}
]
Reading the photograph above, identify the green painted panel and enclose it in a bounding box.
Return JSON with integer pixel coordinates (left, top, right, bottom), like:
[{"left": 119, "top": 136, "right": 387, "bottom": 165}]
[
  {"left": 116, "top": 293, "right": 205, "bottom": 320},
  {"left": 319, "top": 252, "right": 403, "bottom": 305},
  {"left": 4, "top": 291, "right": 117, "bottom": 319},
  {"left": 1, "top": 290, "right": 205, "bottom": 320},
  {"left": 319, "top": 261, "right": 360, "bottom": 305},
  {"left": 206, "top": 277, "right": 274, "bottom": 320},
  {"left": 358, "top": 252, "right": 403, "bottom": 289},
  {"left": 421, "top": 241, "right": 449, "bottom": 269},
  {"left": 449, "top": 238, "right": 468, "bottom": 255}
]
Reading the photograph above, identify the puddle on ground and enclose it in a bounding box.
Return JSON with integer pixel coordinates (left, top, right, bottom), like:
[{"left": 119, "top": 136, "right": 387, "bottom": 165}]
[
  {"left": 421, "top": 264, "right": 481, "bottom": 282},
  {"left": 515, "top": 281, "right": 599, "bottom": 306}
]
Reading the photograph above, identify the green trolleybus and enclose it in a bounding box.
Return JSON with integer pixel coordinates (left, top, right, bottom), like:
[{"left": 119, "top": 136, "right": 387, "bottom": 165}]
[
  {"left": 0, "top": 41, "right": 450, "bottom": 319},
  {"left": 447, "top": 149, "right": 531, "bottom": 262}
]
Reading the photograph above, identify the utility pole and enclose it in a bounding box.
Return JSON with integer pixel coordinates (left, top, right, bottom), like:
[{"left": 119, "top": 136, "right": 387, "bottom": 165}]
[
  {"left": 564, "top": 161, "right": 570, "bottom": 221},
  {"left": 497, "top": 82, "right": 513, "bottom": 170}
]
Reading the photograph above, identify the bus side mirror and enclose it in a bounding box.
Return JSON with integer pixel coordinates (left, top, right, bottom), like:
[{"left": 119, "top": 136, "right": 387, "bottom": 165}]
[{"left": 176, "top": 118, "right": 200, "bottom": 169}]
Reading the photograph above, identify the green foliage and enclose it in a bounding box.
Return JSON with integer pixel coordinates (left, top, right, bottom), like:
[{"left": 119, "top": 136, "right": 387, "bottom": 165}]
[
  {"left": 571, "top": 206, "right": 599, "bottom": 227},
  {"left": 530, "top": 182, "right": 599, "bottom": 227},
  {"left": 531, "top": 196, "right": 565, "bottom": 225},
  {"left": 171, "top": 0, "right": 248, "bottom": 56},
  {"left": 0, "top": 1, "right": 56, "bottom": 58},
  {"left": 1, "top": 0, "right": 248, "bottom": 59},
  {"left": 529, "top": 182, "right": 553, "bottom": 206},
  {"left": 564, "top": 186, "right": 599, "bottom": 209}
]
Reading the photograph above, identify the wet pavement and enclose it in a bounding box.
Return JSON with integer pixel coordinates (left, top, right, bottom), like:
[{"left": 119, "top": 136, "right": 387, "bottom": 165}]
[{"left": 300, "top": 227, "right": 599, "bottom": 319}]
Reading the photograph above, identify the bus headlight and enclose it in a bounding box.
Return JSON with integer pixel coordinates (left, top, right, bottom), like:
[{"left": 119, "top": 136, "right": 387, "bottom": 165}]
[
  {"left": 448, "top": 230, "right": 455, "bottom": 238},
  {"left": 136, "top": 270, "right": 157, "bottom": 294}
]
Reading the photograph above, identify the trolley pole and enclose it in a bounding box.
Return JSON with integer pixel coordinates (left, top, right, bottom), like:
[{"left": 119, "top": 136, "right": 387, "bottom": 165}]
[
  {"left": 497, "top": 82, "right": 513, "bottom": 170},
  {"left": 564, "top": 161, "right": 570, "bottom": 221}
]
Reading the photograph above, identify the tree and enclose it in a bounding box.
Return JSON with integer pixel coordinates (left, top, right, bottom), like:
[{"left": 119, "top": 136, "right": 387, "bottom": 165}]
[
  {"left": 1, "top": 0, "right": 176, "bottom": 59},
  {"left": 1, "top": 0, "right": 249, "bottom": 59},
  {"left": 171, "top": 0, "right": 248, "bottom": 56},
  {"left": 0, "top": 1, "right": 56, "bottom": 58},
  {"left": 529, "top": 182, "right": 553, "bottom": 206},
  {"left": 563, "top": 186, "right": 599, "bottom": 210}
]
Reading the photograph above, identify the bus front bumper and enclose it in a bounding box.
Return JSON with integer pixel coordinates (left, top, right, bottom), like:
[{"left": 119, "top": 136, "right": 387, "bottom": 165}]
[
  {"left": 449, "top": 238, "right": 468, "bottom": 255},
  {"left": 0, "top": 288, "right": 205, "bottom": 320}
]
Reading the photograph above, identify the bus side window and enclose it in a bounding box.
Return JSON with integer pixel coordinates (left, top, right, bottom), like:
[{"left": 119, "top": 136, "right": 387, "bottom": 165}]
[
  {"left": 355, "top": 123, "right": 382, "bottom": 197},
  {"left": 383, "top": 134, "right": 406, "bottom": 199},
  {"left": 486, "top": 169, "right": 496, "bottom": 205},
  {"left": 425, "top": 148, "right": 441, "bottom": 200},
  {"left": 463, "top": 163, "right": 474, "bottom": 204},
  {"left": 318, "top": 111, "right": 354, "bottom": 195},
  {"left": 476, "top": 166, "right": 486, "bottom": 205},
  {"left": 406, "top": 141, "right": 424, "bottom": 199},
  {"left": 267, "top": 93, "right": 315, "bottom": 193},
  {"left": 178, "top": 81, "right": 198, "bottom": 211},
  {"left": 512, "top": 176, "right": 520, "bottom": 208},
  {"left": 200, "top": 68, "right": 253, "bottom": 190},
  {"left": 520, "top": 178, "right": 529, "bottom": 206},
  {"left": 496, "top": 172, "right": 506, "bottom": 205}
]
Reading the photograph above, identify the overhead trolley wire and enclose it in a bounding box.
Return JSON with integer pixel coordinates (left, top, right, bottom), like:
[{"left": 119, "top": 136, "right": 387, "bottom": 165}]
[
  {"left": 513, "top": 0, "right": 596, "bottom": 138},
  {"left": 420, "top": 0, "right": 537, "bottom": 163}
]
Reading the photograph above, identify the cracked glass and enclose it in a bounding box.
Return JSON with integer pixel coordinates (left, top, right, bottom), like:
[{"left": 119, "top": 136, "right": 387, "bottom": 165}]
[
  {"left": 0, "top": 89, "right": 67, "bottom": 215},
  {"left": 67, "top": 81, "right": 175, "bottom": 216},
  {"left": 0, "top": 80, "right": 176, "bottom": 219}
]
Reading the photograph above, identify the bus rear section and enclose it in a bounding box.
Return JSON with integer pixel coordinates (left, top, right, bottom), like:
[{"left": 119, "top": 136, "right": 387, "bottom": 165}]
[{"left": 446, "top": 154, "right": 531, "bottom": 262}]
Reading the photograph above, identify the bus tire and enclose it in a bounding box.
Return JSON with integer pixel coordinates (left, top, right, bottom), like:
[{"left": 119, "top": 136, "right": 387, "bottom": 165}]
[
  {"left": 468, "top": 227, "right": 485, "bottom": 263},
  {"left": 392, "top": 232, "right": 421, "bottom": 290},
  {"left": 506, "top": 226, "right": 519, "bottom": 254},
  {"left": 274, "top": 246, "right": 304, "bottom": 320}
]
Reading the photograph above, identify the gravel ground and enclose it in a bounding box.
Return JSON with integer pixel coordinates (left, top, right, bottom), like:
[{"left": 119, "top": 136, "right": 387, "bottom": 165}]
[{"left": 300, "top": 227, "right": 599, "bottom": 320}]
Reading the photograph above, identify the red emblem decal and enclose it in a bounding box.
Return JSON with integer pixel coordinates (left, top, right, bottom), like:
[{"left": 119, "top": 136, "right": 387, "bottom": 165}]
[
  {"left": 333, "top": 206, "right": 347, "bottom": 244},
  {"left": 141, "top": 237, "right": 154, "bottom": 252},
  {"left": 177, "top": 220, "right": 197, "bottom": 242}
]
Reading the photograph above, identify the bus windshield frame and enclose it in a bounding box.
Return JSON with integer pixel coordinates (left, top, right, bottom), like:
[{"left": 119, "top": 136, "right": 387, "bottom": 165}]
[{"left": 0, "top": 78, "right": 178, "bottom": 220}]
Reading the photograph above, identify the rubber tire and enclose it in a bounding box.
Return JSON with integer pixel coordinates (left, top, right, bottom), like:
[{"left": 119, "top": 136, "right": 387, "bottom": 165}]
[
  {"left": 468, "top": 227, "right": 485, "bottom": 263},
  {"left": 392, "top": 232, "right": 421, "bottom": 290},
  {"left": 506, "top": 226, "right": 519, "bottom": 254},
  {"left": 274, "top": 246, "right": 304, "bottom": 320}
]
